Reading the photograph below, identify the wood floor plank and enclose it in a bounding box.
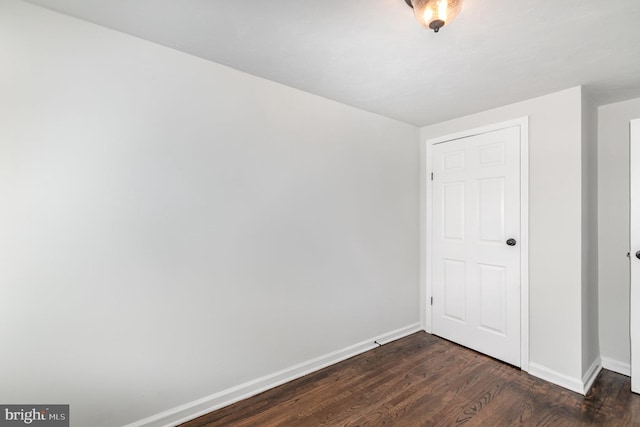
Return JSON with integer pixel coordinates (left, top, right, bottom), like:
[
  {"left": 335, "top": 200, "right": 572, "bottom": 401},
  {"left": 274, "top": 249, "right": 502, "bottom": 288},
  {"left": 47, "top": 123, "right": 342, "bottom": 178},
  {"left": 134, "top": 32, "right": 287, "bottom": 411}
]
[{"left": 181, "top": 332, "right": 640, "bottom": 427}]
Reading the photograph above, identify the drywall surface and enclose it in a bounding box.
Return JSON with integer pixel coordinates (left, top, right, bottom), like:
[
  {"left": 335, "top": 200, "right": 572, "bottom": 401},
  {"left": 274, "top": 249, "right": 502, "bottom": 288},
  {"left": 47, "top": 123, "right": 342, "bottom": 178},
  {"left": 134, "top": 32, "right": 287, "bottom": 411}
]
[
  {"left": 598, "top": 96, "right": 640, "bottom": 369},
  {"left": 420, "top": 87, "right": 584, "bottom": 381},
  {"left": 581, "top": 88, "right": 600, "bottom": 377},
  {"left": 0, "top": 2, "right": 419, "bottom": 426}
]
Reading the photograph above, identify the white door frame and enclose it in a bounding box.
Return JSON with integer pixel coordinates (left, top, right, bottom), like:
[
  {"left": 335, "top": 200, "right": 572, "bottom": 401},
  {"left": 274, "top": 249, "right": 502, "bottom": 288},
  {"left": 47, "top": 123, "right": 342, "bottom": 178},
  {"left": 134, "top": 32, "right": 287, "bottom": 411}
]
[
  {"left": 422, "top": 117, "right": 529, "bottom": 372},
  {"left": 631, "top": 118, "right": 640, "bottom": 393}
]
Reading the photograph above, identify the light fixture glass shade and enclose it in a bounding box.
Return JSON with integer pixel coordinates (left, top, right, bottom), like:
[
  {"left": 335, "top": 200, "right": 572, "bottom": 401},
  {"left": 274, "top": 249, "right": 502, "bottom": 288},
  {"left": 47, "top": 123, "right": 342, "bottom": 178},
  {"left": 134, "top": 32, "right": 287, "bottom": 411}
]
[{"left": 410, "top": 0, "right": 462, "bottom": 32}]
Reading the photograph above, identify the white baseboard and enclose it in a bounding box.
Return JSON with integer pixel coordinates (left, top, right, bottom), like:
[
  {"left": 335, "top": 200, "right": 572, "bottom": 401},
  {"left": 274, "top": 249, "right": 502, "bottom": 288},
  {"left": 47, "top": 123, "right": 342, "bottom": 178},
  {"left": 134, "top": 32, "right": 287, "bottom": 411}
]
[
  {"left": 582, "top": 357, "right": 603, "bottom": 394},
  {"left": 528, "top": 358, "right": 602, "bottom": 396},
  {"left": 122, "top": 323, "right": 422, "bottom": 427},
  {"left": 528, "top": 362, "right": 585, "bottom": 395},
  {"left": 601, "top": 356, "right": 631, "bottom": 376},
  {"left": 374, "top": 323, "right": 421, "bottom": 345}
]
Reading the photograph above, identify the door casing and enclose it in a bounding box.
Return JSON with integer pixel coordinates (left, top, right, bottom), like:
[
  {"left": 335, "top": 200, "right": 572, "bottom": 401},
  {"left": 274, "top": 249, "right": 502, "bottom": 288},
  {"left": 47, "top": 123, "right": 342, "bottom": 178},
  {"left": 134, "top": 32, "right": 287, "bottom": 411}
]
[
  {"left": 422, "top": 117, "right": 530, "bottom": 372},
  {"left": 631, "top": 118, "right": 640, "bottom": 393}
]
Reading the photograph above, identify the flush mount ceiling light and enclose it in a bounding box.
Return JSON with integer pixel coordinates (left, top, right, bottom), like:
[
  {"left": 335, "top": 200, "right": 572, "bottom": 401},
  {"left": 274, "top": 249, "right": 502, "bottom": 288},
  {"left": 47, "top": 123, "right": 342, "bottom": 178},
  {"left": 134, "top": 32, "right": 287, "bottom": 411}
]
[{"left": 404, "top": 0, "right": 462, "bottom": 33}]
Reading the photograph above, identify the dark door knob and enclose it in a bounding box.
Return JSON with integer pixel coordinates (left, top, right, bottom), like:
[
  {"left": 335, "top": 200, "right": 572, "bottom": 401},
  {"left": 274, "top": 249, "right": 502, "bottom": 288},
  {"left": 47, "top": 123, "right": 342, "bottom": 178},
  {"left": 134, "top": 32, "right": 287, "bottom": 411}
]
[
  {"left": 506, "top": 238, "right": 517, "bottom": 246},
  {"left": 636, "top": 251, "right": 640, "bottom": 260}
]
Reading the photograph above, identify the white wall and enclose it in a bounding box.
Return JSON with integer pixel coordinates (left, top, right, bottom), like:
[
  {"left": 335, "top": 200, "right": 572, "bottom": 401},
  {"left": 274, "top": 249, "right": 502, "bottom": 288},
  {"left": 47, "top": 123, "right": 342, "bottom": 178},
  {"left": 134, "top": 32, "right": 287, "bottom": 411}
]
[
  {"left": 420, "top": 87, "right": 586, "bottom": 384},
  {"left": 581, "top": 88, "right": 600, "bottom": 379},
  {"left": 598, "top": 96, "right": 640, "bottom": 372},
  {"left": 0, "top": 2, "right": 419, "bottom": 426}
]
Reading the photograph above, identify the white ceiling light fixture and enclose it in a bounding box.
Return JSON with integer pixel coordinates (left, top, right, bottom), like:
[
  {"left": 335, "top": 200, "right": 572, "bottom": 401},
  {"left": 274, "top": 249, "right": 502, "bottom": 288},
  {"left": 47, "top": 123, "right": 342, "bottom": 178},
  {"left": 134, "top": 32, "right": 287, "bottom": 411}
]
[{"left": 404, "top": 0, "right": 463, "bottom": 33}]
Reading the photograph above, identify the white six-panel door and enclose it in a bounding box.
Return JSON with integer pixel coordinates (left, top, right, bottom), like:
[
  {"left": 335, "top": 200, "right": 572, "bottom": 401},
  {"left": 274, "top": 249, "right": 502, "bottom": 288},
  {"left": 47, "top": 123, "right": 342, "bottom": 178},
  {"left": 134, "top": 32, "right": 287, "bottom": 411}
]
[
  {"left": 432, "top": 125, "right": 521, "bottom": 366},
  {"left": 631, "top": 119, "right": 640, "bottom": 393}
]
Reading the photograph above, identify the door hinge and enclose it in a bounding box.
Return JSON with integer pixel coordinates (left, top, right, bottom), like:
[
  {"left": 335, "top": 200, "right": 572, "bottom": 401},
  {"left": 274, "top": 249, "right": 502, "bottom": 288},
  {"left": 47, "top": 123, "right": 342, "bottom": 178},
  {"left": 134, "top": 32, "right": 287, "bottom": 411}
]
[
  {"left": 430, "top": 296, "right": 433, "bottom": 306},
  {"left": 431, "top": 173, "right": 434, "bottom": 181}
]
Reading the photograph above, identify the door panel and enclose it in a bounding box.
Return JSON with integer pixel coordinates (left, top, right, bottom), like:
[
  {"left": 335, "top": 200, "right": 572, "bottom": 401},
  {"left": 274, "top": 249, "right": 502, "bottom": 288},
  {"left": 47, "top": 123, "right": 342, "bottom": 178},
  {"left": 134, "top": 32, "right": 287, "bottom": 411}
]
[
  {"left": 443, "top": 182, "right": 465, "bottom": 240},
  {"left": 444, "top": 150, "right": 466, "bottom": 170},
  {"left": 478, "top": 263, "right": 506, "bottom": 335},
  {"left": 478, "top": 178, "right": 505, "bottom": 242},
  {"left": 443, "top": 259, "right": 466, "bottom": 322},
  {"left": 432, "top": 126, "right": 521, "bottom": 367}
]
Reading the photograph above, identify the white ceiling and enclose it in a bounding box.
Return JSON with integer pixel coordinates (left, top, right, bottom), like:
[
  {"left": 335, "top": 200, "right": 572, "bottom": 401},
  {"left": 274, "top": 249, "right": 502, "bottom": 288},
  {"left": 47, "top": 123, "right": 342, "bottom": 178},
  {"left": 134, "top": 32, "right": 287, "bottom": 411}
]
[{"left": 24, "top": 0, "right": 640, "bottom": 126}]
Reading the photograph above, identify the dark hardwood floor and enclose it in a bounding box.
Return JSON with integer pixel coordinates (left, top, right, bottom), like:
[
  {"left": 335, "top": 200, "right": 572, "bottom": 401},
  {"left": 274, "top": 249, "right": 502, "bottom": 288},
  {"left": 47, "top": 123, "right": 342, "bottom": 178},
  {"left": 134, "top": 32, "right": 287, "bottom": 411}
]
[{"left": 181, "top": 332, "right": 640, "bottom": 426}]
